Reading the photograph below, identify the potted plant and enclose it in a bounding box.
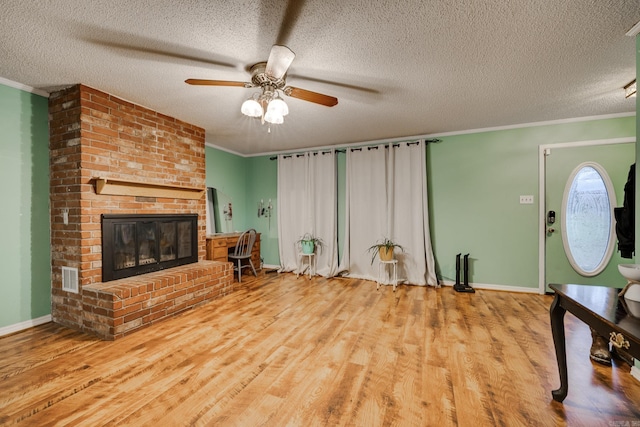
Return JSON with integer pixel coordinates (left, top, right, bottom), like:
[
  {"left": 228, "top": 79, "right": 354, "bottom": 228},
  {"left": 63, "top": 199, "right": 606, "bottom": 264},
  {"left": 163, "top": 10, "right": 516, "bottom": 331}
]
[
  {"left": 367, "top": 237, "right": 404, "bottom": 264},
  {"left": 296, "top": 233, "right": 324, "bottom": 254}
]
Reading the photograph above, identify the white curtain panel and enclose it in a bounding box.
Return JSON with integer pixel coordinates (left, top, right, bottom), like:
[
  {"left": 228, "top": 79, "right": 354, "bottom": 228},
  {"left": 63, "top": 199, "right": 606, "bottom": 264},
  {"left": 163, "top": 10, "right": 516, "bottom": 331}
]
[
  {"left": 342, "top": 141, "right": 438, "bottom": 286},
  {"left": 340, "top": 145, "right": 387, "bottom": 278},
  {"left": 277, "top": 151, "right": 338, "bottom": 276},
  {"left": 309, "top": 152, "right": 339, "bottom": 276},
  {"left": 278, "top": 154, "right": 308, "bottom": 272},
  {"left": 388, "top": 141, "right": 438, "bottom": 286}
]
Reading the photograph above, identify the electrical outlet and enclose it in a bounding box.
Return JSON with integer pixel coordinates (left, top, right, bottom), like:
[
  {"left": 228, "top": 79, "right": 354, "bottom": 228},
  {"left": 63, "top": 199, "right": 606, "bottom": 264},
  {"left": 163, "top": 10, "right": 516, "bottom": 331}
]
[{"left": 519, "top": 195, "right": 534, "bottom": 204}]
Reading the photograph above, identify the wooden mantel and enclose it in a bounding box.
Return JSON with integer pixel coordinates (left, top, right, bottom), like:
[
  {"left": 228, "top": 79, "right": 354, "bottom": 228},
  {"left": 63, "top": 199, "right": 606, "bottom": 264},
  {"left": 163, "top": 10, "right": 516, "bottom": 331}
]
[{"left": 93, "top": 177, "right": 204, "bottom": 200}]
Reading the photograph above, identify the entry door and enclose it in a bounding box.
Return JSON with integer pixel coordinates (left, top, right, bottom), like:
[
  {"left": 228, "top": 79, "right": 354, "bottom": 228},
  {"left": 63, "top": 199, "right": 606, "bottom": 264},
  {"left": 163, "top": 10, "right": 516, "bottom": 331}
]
[{"left": 544, "top": 142, "right": 634, "bottom": 292}]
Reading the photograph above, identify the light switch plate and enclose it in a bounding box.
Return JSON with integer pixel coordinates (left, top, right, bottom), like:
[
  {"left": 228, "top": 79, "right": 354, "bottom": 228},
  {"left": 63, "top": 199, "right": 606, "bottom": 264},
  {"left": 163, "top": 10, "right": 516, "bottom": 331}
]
[{"left": 520, "top": 195, "right": 534, "bottom": 204}]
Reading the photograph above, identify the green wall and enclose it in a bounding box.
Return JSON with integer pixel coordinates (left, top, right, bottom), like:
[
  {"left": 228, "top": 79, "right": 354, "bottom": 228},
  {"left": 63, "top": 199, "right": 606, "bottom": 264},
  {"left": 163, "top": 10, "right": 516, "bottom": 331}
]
[
  {"left": 246, "top": 156, "right": 278, "bottom": 266},
  {"left": 206, "top": 115, "right": 636, "bottom": 288},
  {"left": 430, "top": 116, "right": 635, "bottom": 289},
  {"left": 205, "top": 148, "right": 249, "bottom": 232},
  {"left": 205, "top": 147, "right": 281, "bottom": 266},
  {"left": 0, "top": 83, "right": 51, "bottom": 329}
]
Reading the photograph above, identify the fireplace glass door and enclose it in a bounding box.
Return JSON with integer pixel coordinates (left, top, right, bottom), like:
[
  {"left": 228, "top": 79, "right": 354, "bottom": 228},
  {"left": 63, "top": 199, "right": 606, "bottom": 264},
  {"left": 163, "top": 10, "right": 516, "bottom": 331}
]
[{"left": 102, "top": 214, "right": 198, "bottom": 281}]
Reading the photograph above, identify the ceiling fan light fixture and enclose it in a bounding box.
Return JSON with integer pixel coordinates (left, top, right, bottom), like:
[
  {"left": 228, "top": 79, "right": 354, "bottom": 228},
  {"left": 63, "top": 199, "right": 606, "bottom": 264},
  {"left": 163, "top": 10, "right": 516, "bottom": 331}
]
[
  {"left": 624, "top": 79, "right": 636, "bottom": 98},
  {"left": 241, "top": 98, "right": 262, "bottom": 117},
  {"left": 267, "top": 97, "right": 289, "bottom": 116},
  {"left": 264, "top": 109, "right": 284, "bottom": 124}
]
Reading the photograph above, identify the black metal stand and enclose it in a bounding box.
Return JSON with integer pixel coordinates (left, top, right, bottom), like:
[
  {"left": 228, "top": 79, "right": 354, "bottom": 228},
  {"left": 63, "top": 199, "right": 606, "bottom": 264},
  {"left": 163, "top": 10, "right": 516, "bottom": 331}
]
[{"left": 454, "top": 253, "right": 475, "bottom": 293}]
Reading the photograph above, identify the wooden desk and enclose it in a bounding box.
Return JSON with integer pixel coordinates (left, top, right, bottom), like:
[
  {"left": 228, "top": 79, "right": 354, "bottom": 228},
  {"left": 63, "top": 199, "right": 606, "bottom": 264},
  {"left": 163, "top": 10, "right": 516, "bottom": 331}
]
[
  {"left": 206, "top": 233, "right": 261, "bottom": 270},
  {"left": 549, "top": 283, "right": 640, "bottom": 402}
]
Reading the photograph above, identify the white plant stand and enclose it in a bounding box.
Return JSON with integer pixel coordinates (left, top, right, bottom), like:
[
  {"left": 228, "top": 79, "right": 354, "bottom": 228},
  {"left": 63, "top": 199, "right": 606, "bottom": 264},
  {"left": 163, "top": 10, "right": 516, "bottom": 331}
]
[
  {"left": 377, "top": 259, "right": 398, "bottom": 291},
  {"left": 297, "top": 252, "right": 316, "bottom": 279}
]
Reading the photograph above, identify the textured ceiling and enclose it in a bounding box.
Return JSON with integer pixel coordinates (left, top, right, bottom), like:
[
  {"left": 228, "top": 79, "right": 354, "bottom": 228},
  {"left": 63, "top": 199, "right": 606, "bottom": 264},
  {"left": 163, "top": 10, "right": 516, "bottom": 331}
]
[{"left": 1, "top": 1, "right": 638, "bottom": 155}]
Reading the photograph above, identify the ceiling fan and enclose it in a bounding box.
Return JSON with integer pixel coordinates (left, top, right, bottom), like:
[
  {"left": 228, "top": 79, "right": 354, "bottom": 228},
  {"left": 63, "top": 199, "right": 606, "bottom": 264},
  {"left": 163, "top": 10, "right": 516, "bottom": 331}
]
[{"left": 185, "top": 45, "right": 338, "bottom": 125}]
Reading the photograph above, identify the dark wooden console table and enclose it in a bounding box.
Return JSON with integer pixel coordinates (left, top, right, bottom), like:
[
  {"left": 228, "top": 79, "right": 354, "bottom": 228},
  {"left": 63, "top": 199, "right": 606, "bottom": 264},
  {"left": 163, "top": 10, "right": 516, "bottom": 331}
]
[{"left": 549, "top": 283, "right": 640, "bottom": 402}]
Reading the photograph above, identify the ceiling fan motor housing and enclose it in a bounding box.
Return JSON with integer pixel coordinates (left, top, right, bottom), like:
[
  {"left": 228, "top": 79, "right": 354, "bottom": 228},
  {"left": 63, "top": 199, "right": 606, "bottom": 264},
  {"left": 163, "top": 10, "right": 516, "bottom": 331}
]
[{"left": 250, "top": 62, "right": 286, "bottom": 89}]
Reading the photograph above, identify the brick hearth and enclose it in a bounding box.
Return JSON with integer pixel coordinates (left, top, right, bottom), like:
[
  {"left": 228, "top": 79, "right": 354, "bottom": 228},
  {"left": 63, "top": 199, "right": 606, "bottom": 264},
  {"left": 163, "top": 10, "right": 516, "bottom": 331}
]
[
  {"left": 48, "top": 84, "right": 233, "bottom": 339},
  {"left": 83, "top": 261, "right": 232, "bottom": 340}
]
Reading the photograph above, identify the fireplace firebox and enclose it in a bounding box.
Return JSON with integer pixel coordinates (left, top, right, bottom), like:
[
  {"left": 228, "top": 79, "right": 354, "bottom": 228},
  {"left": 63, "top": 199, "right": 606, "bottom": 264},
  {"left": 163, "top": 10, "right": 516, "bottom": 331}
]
[{"left": 102, "top": 214, "right": 198, "bottom": 282}]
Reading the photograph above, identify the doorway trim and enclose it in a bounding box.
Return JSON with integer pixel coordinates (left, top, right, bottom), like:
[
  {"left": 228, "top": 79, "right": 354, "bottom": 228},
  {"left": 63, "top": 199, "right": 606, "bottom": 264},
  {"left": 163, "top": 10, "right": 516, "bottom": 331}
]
[{"left": 537, "top": 137, "right": 635, "bottom": 294}]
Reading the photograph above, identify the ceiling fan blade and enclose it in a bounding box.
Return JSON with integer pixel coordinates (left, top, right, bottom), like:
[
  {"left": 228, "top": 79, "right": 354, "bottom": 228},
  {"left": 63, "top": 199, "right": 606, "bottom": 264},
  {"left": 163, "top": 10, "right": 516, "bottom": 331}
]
[
  {"left": 82, "top": 26, "right": 240, "bottom": 70},
  {"left": 288, "top": 73, "right": 381, "bottom": 95},
  {"left": 185, "top": 79, "right": 251, "bottom": 88},
  {"left": 275, "top": 0, "right": 306, "bottom": 45},
  {"left": 283, "top": 86, "right": 338, "bottom": 107},
  {"left": 265, "top": 45, "right": 295, "bottom": 80}
]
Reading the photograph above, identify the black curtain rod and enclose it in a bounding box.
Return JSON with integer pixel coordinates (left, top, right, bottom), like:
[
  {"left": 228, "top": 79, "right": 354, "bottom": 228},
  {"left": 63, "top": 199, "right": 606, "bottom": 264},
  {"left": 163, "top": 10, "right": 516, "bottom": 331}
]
[
  {"left": 269, "top": 149, "right": 346, "bottom": 160},
  {"left": 350, "top": 139, "right": 441, "bottom": 152},
  {"left": 269, "top": 139, "right": 441, "bottom": 160}
]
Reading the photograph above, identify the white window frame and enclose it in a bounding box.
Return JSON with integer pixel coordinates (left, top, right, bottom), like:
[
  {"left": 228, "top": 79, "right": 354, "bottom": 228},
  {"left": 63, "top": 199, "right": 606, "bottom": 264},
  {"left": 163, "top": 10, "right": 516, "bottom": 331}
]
[{"left": 560, "top": 161, "right": 616, "bottom": 277}]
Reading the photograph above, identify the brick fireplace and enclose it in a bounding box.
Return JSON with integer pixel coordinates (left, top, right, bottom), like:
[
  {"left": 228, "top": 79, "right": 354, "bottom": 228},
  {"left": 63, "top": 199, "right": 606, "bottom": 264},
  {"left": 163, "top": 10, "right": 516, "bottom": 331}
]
[{"left": 49, "top": 84, "right": 233, "bottom": 340}]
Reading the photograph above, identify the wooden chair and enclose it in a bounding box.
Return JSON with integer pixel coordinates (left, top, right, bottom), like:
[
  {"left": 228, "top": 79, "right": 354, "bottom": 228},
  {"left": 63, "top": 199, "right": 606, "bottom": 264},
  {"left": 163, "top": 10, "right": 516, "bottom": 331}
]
[{"left": 228, "top": 229, "right": 257, "bottom": 282}]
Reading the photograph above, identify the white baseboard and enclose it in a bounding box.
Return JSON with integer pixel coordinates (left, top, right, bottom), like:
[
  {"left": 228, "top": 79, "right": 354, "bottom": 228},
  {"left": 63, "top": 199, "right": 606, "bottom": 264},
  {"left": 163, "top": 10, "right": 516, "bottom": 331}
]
[
  {"left": 440, "top": 280, "right": 540, "bottom": 294},
  {"left": 0, "top": 315, "right": 52, "bottom": 337},
  {"left": 631, "top": 365, "right": 640, "bottom": 383}
]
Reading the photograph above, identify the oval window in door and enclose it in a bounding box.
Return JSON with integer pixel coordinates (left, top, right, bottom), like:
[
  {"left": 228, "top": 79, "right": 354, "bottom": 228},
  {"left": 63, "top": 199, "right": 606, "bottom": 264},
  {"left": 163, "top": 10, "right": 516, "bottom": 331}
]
[{"left": 561, "top": 162, "right": 616, "bottom": 276}]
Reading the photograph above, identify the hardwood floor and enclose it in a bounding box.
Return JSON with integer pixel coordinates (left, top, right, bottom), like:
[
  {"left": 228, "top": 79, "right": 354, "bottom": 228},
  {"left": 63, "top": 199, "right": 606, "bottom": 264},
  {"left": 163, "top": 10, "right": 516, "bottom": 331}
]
[{"left": 1, "top": 272, "right": 639, "bottom": 426}]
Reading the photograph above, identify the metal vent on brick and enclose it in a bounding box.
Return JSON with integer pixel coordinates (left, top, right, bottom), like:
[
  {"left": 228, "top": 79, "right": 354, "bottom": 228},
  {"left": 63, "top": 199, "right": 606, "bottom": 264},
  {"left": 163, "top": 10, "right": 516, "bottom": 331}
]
[{"left": 62, "top": 266, "right": 79, "bottom": 293}]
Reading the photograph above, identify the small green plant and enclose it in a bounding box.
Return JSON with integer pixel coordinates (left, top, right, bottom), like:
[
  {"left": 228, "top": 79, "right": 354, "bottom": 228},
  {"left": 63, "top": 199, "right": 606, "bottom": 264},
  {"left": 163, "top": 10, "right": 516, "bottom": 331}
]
[
  {"left": 367, "top": 237, "right": 404, "bottom": 264},
  {"left": 296, "top": 233, "right": 324, "bottom": 254}
]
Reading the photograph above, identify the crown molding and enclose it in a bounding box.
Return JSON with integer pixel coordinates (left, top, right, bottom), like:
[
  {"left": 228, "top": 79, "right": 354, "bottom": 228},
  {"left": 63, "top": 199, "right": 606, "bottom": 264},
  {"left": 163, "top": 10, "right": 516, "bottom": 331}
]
[
  {"left": 626, "top": 19, "right": 640, "bottom": 37},
  {"left": 237, "top": 112, "right": 637, "bottom": 158},
  {"left": 0, "top": 76, "right": 49, "bottom": 97}
]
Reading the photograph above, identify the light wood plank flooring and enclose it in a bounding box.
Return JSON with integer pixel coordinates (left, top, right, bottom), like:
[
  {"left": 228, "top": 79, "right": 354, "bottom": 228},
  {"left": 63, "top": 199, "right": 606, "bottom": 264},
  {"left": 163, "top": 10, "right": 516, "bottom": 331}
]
[{"left": 1, "top": 272, "right": 639, "bottom": 426}]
